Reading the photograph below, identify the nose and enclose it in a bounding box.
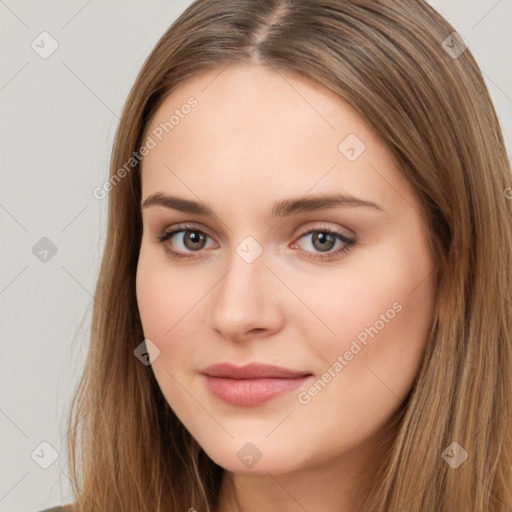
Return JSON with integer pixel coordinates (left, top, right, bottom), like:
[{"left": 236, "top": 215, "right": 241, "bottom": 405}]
[{"left": 208, "top": 247, "right": 285, "bottom": 343}]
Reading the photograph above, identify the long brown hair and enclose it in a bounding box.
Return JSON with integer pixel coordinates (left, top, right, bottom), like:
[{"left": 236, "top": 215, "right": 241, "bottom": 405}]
[{"left": 65, "top": 1, "right": 512, "bottom": 510}]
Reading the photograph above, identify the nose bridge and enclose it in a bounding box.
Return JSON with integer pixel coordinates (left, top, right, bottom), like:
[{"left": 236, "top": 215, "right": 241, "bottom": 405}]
[
  {"left": 209, "top": 234, "right": 281, "bottom": 339},
  {"left": 219, "top": 235, "right": 269, "bottom": 304}
]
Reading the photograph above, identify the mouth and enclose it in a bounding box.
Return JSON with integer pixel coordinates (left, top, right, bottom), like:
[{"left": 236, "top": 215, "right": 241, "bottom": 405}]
[{"left": 200, "top": 362, "right": 313, "bottom": 407}]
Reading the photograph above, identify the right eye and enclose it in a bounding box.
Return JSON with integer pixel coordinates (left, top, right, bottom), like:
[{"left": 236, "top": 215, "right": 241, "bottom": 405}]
[{"left": 155, "top": 224, "right": 217, "bottom": 260}]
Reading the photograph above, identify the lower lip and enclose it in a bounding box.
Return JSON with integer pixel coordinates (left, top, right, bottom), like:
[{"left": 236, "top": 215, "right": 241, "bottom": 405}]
[{"left": 202, "top": 375, "right": 312, "bottom": 407}]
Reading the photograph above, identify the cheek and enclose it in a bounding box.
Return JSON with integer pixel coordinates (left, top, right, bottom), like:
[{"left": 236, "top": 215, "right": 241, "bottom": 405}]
[
  {"left": 135, "top": 251, "right": 201, "bottom": 408},
  {"left": 136, "top": 254, "right": 172, "bottom": 340},
  {"left": 290, "top": 245, "right": 435, "bottom": 448},
  {"left": 305, "top": 251, "right": 429, "bottom": 321},
  {"left": 136, "top": 245, "right": 202, "bottom": 340},
  {"left": 135, "top": 246, "right": 217, "bottom": 385},
  {"left": 295, "top": 235, "right": 435, "bottom": 385}
]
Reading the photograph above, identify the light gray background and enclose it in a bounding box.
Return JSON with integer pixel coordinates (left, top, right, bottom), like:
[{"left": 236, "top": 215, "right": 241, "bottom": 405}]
[{"left": 1, "top": 1, "right": 511, "bottom": 510}]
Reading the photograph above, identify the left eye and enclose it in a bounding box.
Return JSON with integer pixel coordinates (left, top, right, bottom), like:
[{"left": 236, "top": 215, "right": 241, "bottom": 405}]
[{"left": 294, "top": 229, "right": 354, "bottom": 254}]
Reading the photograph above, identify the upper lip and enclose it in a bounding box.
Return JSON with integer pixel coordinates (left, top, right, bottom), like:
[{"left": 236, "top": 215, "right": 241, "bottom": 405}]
[{"left": 201, "top": 362, "right": 311, "bottom": 379}]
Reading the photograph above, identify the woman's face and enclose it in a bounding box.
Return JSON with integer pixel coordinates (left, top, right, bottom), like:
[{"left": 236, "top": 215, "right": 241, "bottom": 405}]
[{"left": 136, "top": 64, "right": 436, "bottom": 477}]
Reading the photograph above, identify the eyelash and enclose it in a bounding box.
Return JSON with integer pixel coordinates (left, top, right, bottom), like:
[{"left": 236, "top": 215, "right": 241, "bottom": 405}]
[{"left": 154, "top": 222, "right": 356, "bottom": 262}]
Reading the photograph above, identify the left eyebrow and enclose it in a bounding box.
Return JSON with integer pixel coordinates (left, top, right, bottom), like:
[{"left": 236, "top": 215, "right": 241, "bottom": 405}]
[{"left": 141, "top": 192, "right": 384, "bottom": 217}]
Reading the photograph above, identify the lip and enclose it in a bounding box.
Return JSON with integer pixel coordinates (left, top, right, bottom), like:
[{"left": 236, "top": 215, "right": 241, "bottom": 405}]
[
  {"left": 201, "top": 362, "right": 313, "bottom": 407},
  {"left": 201, "top": 362, "right": 311, "bottom": 379}
]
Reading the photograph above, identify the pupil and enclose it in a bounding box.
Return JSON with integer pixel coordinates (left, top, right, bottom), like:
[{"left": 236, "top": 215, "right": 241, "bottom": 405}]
[
  {"left": 186, "top": 230, "right": 205, "bottom": 249},
  {"left": 314, "top": 232, "right": 335, "bottom": 252}
]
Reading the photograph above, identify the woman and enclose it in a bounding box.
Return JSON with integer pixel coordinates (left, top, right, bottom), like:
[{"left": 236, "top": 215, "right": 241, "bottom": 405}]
[{"left": 42, "top": 0, "right": 512, "bottom": 510}]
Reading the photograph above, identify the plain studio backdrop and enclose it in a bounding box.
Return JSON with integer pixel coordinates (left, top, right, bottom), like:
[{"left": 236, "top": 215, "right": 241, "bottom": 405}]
[{"left": 1, "top": 1, "right": 511, "bottom": 510}]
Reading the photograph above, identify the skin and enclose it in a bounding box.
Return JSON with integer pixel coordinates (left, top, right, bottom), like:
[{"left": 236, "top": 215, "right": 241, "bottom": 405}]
[{"left": 136, "top": 63, "right": 437, "bottom": 512}]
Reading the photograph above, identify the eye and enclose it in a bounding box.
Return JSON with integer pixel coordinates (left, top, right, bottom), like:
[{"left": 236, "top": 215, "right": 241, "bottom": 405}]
[
  {"left": 153, "top": 222, "right": 356, "bottom": 262},
  {"left": 292, "top": 225, "right": 356, "bottom": 261},
  {"left": 154, "top": 223, "right": 216, "bottom": 260}
]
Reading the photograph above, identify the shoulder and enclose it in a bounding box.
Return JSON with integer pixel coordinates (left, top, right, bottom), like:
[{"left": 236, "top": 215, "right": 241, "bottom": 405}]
[{"left": 36, "top": 505, "right": 75, "bottom": 512}]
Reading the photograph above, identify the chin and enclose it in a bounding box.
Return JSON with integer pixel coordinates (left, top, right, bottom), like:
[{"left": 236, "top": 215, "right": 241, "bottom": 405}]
[{"left": 194, "top": 434, "right": 310, "bottom": 475}]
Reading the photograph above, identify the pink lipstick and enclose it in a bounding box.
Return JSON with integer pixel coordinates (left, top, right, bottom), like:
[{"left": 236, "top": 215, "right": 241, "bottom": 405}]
[{"left": 201, "top": 362, "right": 313, "bottom": 407}]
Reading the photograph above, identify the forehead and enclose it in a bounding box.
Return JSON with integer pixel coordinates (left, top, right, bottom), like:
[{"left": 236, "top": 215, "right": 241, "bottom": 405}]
[{"left": 140, "top": 64, "right": 416, "bottom": 217}]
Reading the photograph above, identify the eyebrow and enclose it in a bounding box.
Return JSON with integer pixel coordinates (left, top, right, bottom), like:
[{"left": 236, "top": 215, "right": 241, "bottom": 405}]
[{"left": 141, "top": 192, "right": 383, "bottom": 217}]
